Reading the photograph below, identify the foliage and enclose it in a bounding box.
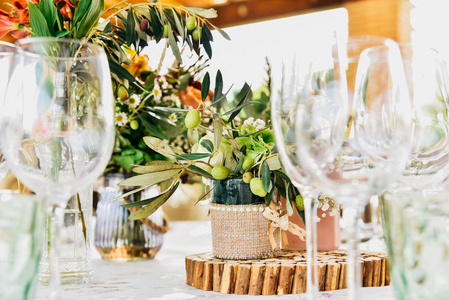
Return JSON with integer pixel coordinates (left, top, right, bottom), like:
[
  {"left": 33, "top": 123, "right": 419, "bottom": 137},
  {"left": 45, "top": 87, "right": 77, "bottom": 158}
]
[{"left": 115, "top": 71, "right": 306, "bottom": 221}]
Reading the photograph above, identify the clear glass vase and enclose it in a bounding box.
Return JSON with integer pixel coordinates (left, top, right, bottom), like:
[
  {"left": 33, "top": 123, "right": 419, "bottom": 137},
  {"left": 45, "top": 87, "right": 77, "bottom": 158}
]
[
  {"left": 39, "top": 186, "right": 94, "bottom": 285},
  {"left": 94, "top": 173, "right": 165, "bottom": 261}
]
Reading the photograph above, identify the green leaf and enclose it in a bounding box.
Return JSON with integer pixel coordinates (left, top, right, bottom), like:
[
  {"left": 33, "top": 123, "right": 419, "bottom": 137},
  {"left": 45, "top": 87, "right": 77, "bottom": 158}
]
[
  {"left": 200, "top": 139, "right": 214, "bottom": 153},
  {"left": 201, "top": 72, "right": 210, "bottom": 102},
  {"left": 55, "top": 31, "right": 70, "bottom": 37},
  {"left": 177, "top": 153, "right": 211, "bottom": 160},
  {"left": 196, "top": 187, "right": 213, "bottom": 204},
  {"left": 211, "top": 85, "right": 232, "bottom": 107},
  {"left": 143, "top": 137, "right": 178, "bottom": 160},
  {"left": 167, "top": 23, "right": 182, "bottom": 63},
  {"left": 184, "top": 7, "right": 218, "bottom": 18},
  {"left": 213, "top": 119, "right": 223, "bottom": 151},
  {"left": 122, "top": 182, "right": 179, "bottom": 208},
  {"left": 227, "top": 83, "right": 252, "bottom": 123},
  {"left": 150, "top": 7, "right": 163, "bottom": 42},
  {"left": 234, "top": 152, "right": 244, "bottom": 173},
  {"left": 213, "top": 70, "right": 223, "bottom": 103},
  {"left": 264, "top": 155, "right": 281, "bottom": 171},
  {"left": 265, "top": 184, "right": 274, "bottom": 206},
  {"left": 202, "top": 25, "right": 213, "bottom": 58},
  {"left": 119, "top": 169, "right": 182, "bottom": 187},
  {"left": 138, "top": 112, "right": 168, "bottom": 140},
  {"left": 132, "top": 161, "right": 184, "bottom": 174},
  {"left": 108, "top": 60, "right": 141, "bottom": 87},
  {"left": 73, "top": 0, "right": 91, "bottom": 25},
  {"left": 126, "top": 7, "right": 137, "bottom": 47},
  {"left": 28, "top": 2, "right": 52, "bottom": 37},
  {"left": 128, "top": 182, "right": 180, "bottom": 219},
  {"left": 75, "top": 0, "right": 104, "bottom": 39},
  {"left": 171, "top": 8, "right": 185, "bottom": 40},
  {"left": 187, "top": 165, "right": 214, "bottom": 179},
  {"left": 261, "top": 161, "right": 270, "bottom": 192},
  {"left": 224, "top": 101, "right": 261, "bottom": 118},
  {"left": 38, "top": 0, "right": 57, "bottom": 35},
  {"left": 211, "top": 24, "right": 231, "bottom": 41}
]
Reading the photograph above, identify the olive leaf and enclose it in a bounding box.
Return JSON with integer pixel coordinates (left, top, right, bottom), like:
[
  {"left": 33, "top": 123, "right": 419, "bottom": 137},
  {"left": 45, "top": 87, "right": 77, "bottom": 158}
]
[
  {"left": 286, "top": 182, "right": 294, "bottom": 216},
  {"left": 200, "top": 139, "right": 214, "bottom": 153},
  {"left": 132, "top": 161, "right": 184, "bottom": 174},
  {"left": 184, "top": 7, "right": 218, "bottom": 18},
  {"left": 210, "top": 24, "right": 231, "bottom": 41},
  {"left": 213, "top": 70, "right": 223, "bottom": 103},
  {"left": 119, "top": 168, "right": 182, "bottom": 187},
  {"left": 234, "top": 152, "right": 244, "bottom": 173},
  {"left": 167, "top": 22, "right": 182, "bottom": 63},
  {"left": 201, "top": 72, "right": 210, "bottom": 102},
  {"left": 122, "top": 181, "right": 179, "bottom": 208},
  {"left": 187, "top": 165, "right": 213, "bottom": 179},
  {"left": 261, "top": 161, "right": 270, "bottom": 192},
  {"left": 265, "top": 155, "right": 281, "bottom": 171},
  {"left": 188, "top": 128, "right": 199, "bottom": 147},
  {"left": 177, "top": 153, "right": 211, "bottom": 160},
  {"left": 126, "top": 7, "right": 137, "bottom": 47},
  {"left": 201, "top": 25, "right": 213, "bottom": 58},
  {"left": 213, "top": 119, "right": 222, "bottom": 150},
  {"left": 143, "top": 137, "right": 178, "bottom": 160},
  {"left": 127, "top": 182, "right": 180, "bottom": 220}
]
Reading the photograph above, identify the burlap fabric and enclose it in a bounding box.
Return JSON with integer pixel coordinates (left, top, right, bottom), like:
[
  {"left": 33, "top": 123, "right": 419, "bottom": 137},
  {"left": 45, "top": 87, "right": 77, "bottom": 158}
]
[{"left": 210, "top": 203, "right": 279, "bottom": 260}]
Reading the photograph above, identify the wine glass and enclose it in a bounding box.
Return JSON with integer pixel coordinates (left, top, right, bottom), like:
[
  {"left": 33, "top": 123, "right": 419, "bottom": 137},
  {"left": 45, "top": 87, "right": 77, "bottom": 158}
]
[
  {"left": 2, "top": 38, "right": 115, "bottom": 298},
  {"left": 295, "top": 40, "right": 411, "bottom": 299},
  {"left": 394, "top": 43, "right": 449, "bottom": 192},
  {"left": 271, "top": 29, "right": 345, "bottom": 299},
  {"left": 0, "top": 41, "right": 17, "bottom": 183}
]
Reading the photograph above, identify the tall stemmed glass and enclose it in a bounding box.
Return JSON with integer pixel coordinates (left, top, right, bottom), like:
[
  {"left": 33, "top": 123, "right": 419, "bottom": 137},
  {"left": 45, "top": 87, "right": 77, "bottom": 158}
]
[
  {"left": 271, "top": 29, "right": 345, "bottom": 298},
  {"left": 2, "top": 38, "right": 115, "bottom": 298},
  {"left": 295, "top": 40, "right": 411, "bottom": 299},
  {"left": 0, "top": 42, "right": 17, "bottom": 182}
]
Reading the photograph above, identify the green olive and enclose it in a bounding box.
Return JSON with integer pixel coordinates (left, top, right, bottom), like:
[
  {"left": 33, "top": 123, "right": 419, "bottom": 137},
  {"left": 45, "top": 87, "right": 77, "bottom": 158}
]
[
  {"left": 211, "top": 166, "right": 229, "bottom": 180},
  {"left": 111, "top": 80, "right": 117, "bottom": 94},
  {"left": 295, "top": 195, "right": 304, "bottom": 211},
  {"left": 250, "top": 178, "right": 267, "bottom": 197},
  {"left": 117, "top": 85, "right": 129, "bottom": 100},
  {"left": 242, "top": 156, "right": 254, "bottom": 171},
  {"left": 242, "top": 172, "right": 253, "bottom": 183},
  {"left": 185, "top": 109, "right": 201, "bottom": 129},
  {"left": 163, "top": 24, "right": 169, "bottom": 38},
  {"left": 192, "top": 27, "right": 201, "bottom": 41},
  {"left": 186, "top": 16, "right": 196, "bottom": 31},
  {"left": 130, "top": 120, "right": 139, "bottom": 130}
]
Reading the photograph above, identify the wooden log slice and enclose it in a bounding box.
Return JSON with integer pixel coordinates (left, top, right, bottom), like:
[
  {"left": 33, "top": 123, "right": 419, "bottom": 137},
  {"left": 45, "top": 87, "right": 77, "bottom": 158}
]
[{"left": 185, "top": 250, "right": 389, "bottom": 295}]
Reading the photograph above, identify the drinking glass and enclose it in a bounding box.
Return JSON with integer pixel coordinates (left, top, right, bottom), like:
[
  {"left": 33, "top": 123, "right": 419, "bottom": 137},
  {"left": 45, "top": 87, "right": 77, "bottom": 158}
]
[
  {"left": 2, "top": 38, "right": 115, "bottom": 298},
  {"left": 295, "top": 40, "right": 411, "bottom": 299},
  {"left": 394, "top": 43, "right": 449, "bottom": 192},
  {"left": 0, "top": 42, "right": 17, "bottom": 183},
  {"left": 0, "top": 192, "right": 46, "bottom": 300}
]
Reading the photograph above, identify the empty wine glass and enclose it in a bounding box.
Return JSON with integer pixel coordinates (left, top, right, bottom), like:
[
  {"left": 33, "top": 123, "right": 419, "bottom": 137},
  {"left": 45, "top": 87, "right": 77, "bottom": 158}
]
[
  {"left": 394, "top": 43, "right": 449, "bottom": 192},
  {"left": 2, "top": 38, "right": 115, "bottom": 298},
  {"left": 0, "top": 41, "right": 17, "bottom": 183},
  {"left": 295, "top": 40, "right": 411, "bottom": 299}
]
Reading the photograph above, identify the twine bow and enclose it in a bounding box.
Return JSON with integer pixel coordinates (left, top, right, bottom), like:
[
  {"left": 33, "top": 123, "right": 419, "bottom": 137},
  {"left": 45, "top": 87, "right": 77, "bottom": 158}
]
[{"left": 262, "top": 207, "right": 307, "bottom": 249}]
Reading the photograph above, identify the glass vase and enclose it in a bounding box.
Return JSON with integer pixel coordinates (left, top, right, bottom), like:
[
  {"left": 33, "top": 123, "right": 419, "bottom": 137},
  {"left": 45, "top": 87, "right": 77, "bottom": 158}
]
[
  {"left": 39, "top": 186, "right": 94, "bottom": 285},
  {"left": 94, "top": 173, "right": 165, "bottom": 261}
]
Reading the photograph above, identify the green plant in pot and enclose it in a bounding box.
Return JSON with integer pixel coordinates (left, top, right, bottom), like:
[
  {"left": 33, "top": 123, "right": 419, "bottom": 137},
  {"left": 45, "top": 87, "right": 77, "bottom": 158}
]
[{"left": 116, "top": 73, "right": 308, "bottom": 259}]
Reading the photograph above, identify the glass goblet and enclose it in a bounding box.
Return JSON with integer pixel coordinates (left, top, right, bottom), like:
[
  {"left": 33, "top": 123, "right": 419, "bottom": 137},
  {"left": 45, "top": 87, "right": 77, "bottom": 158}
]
[
  {"left": 2, "top": 38, "right": 115, "bottom": 298},
  {"left": 295, "top": 40, "right": 411, "bottom": 300}
]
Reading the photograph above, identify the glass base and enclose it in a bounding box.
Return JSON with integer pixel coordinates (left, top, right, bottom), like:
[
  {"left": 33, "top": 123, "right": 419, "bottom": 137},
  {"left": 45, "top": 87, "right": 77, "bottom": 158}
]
[
  {"left": 96, "top": 246, "right": 162, "bottom": 261},
  {"left": 39, "top": 270, "right": 93, "bottom": 285}
]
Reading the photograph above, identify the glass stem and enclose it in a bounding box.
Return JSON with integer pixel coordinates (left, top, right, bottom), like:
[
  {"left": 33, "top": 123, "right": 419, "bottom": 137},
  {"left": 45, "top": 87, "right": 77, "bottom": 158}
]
[
  {"left": 303, "top": 188, "right": 319, "bottom": 299},
  {"left": 344, "top": 204, "right": 363, "bottom": 300},
  {"left": 48, "top": 203, "right": 65, "bottom": 300}
]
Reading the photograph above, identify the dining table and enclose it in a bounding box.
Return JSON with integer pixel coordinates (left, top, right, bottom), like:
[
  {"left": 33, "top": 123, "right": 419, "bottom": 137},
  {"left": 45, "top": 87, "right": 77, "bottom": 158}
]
[{"left": 35, "top": 221, "right": 396, "bottom": 300}]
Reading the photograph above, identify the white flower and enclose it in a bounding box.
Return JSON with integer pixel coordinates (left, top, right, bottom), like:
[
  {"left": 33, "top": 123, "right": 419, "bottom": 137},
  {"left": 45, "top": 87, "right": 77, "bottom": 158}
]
[
  {"left": 153, "top": 83, "right": 162, "bottom": 101},
  {"left": 115, "top": 112, "right": 128, "bottom": 127},
  {"left": 127, "top": 94, "right": 141, "bottom": 109},
  {"left": 244, "top": 117, "right": 254, "bottom": 126},
  {"left": 321, "top": 202, "right": 329, "bottom": 212},
  {"left": 159, "top": 78, "right": 169, "bottom": 89},
  {"left": 169, "top": 113, "right": 178, "bottom": 123},
  {"left": 115, "top": 106, "right": 121, "bottom": 113},
  {"left": 328, "top": 210, "right": 336, "bottom": 217},
  {"left": 254, "top": 119, "right": 266, "bottom": 131}
]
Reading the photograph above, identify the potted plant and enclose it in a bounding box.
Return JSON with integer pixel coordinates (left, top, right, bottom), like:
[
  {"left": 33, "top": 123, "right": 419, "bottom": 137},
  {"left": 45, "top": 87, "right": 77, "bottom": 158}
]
[{"left": 115, "top": 72, "right": 312, "bottom": 259}]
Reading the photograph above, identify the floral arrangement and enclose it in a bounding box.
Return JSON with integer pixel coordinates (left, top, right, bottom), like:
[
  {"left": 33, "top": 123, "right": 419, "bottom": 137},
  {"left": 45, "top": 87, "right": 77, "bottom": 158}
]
[
  {"left": 115, "top": 70, "right": 307, "bottom": 223},
  {"left": 1, "top": 0, "right": 229, "bottom": 176}
]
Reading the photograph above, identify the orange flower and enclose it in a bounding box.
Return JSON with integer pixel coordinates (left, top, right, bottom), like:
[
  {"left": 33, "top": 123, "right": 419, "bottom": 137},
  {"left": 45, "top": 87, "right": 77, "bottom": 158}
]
[
  {"left": 0, "top": 17, "right": 29, "bottom": 39},
  {"left": 178, "top": 86, "right": 214, "bottom": 109},
  {"left": 123, "top": 53, "right": 151, "bottom": 78},
  {"left": 54, "top": 0, "right": 74, "bottom": 20},
  {"left": 0, "top": 0, "right": 31, "bottom": 39}
]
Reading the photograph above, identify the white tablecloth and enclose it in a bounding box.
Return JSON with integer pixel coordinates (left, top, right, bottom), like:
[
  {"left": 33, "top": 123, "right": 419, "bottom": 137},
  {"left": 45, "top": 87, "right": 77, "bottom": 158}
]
[{"left": 35, "top": 221, "right": 395, "bottom": 300}]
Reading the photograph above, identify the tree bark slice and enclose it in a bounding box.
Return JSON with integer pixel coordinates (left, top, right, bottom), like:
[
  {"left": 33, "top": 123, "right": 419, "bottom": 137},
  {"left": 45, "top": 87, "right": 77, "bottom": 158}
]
[{"left": 185, "top": 250, "right": 389, "bottom": 295}]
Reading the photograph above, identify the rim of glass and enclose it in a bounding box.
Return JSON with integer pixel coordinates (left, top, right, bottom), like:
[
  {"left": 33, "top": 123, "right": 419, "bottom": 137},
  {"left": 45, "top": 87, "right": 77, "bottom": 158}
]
[
  {"left": 0, "top": 41, "right": 17, "bottom": 55},
  {"left": 14, "top": 37, "right": 105, "bottom": 61}
]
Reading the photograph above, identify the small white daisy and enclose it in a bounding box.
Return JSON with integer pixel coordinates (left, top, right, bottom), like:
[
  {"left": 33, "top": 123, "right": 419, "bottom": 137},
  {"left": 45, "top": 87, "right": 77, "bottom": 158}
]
[
  {"left": 168, "top": 113, "right": 178, "bottom": 123},
  {"left": 115, "top": 112, "right": 128, "bottom": 127},
  {"left": 159, "top": 78, "right": 169, "bottom": 89},
  {"left": 153, "top": 83, "right": 162, "bottom": 101},
  {"left": 127, "top": 94, "right": 141, "bottom": 109}
]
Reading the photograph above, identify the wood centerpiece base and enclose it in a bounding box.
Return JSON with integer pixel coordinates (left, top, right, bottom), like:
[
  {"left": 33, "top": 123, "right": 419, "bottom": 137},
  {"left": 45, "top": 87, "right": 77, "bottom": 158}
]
[{"left": 185, "top": 250, "right": 389, "bottom": 295}]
